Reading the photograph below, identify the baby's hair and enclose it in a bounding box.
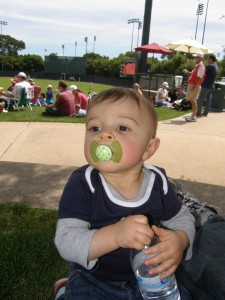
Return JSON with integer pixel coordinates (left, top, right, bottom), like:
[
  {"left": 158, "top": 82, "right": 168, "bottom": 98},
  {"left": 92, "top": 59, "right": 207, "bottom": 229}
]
[{"left": 87, "top": 87, "right": 158, "bottom": 137}]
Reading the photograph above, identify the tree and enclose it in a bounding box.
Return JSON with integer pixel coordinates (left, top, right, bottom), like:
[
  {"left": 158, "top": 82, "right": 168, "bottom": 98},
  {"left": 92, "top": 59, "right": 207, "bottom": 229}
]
[
  {"left": 218, "top": 56, "right": 225, "bottom": 77},
  {"left": 1, "top": 35, "right": 25, "bottom": 56},
  {"left": 20, "top": 55, "right": 44, "bottom": 72}
]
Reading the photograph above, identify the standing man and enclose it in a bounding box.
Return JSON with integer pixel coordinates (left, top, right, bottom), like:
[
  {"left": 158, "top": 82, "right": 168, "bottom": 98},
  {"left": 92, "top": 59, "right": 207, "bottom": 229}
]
[
  {"left": 183, "top": 53, "right": 205, "bottom": 122},
  {"left": 197, "top": 54, "right": 218, "bottom": 117}
]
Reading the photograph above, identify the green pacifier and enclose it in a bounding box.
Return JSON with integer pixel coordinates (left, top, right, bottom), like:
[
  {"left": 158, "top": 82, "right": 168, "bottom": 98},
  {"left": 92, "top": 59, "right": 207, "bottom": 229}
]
[
  {"left": 90, "top": 140, "right": 122, "bottom": 163},
  {"left": 95, "top": 145, "right": 112, "bottom": 161}
]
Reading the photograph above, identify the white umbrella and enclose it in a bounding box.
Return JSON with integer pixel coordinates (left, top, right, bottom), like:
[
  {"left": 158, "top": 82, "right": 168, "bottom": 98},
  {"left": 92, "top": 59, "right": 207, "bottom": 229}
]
[{"left": 167, "top": 39, "right": 213, "bottom": 54}]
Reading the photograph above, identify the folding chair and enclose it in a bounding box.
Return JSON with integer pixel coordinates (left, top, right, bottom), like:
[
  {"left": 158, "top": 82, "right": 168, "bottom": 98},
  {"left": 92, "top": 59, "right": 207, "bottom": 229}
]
[{"left": 14, "top": 87, "right": 32, "bottom": 111}]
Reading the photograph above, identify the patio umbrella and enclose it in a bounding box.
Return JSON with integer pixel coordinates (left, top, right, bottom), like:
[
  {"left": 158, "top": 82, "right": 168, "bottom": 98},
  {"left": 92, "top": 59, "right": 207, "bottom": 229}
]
[
  {"left": 135, "top": 43, "right": 172, "bottom": 96},
  {"left": 167, "top": 38, "right": 213, "bottom": 54},
  {"left": 135, "top": 42, "right": 173, "bottom": 56}
]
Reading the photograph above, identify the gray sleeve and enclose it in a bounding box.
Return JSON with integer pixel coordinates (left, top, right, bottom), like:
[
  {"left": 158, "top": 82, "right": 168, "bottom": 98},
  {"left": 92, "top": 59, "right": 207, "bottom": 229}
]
[
  {"left": 161, "top": 205, "right": 195, "bottom": 260},
  {"left": 54, "top": 218, "right": 97, "bottom": 269}
]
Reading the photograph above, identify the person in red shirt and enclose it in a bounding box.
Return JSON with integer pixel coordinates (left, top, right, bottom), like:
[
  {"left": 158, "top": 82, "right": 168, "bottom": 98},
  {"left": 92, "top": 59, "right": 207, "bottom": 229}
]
[
  {"left": 43, "top": 81, "right": 75, "bottom": 116},
  {"left": 70, "top": 85, "right": 88, "bottom": 117}
]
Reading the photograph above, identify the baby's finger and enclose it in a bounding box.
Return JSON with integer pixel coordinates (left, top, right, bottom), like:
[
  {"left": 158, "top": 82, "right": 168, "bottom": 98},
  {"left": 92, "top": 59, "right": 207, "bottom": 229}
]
[
  {"left": 135, "top": 233, "right": 152, "bottom": 247},
  {"left": 160, "top": 265, "right": 177, "bottom": 280},
  {"left": 147, "top": 258, "right": 174, "bottom": 276}
]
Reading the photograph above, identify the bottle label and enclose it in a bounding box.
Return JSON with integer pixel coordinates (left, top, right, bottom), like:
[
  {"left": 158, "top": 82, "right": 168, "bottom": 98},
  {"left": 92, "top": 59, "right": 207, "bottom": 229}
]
[{"left": 137, "top": 274, "right": 172, "bottom": 292}]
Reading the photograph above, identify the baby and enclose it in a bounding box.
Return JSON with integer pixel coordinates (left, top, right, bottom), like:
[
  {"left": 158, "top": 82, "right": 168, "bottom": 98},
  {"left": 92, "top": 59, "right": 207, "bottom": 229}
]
[{"left": 55, "top": 88, "right": 195, "bottom": 299}]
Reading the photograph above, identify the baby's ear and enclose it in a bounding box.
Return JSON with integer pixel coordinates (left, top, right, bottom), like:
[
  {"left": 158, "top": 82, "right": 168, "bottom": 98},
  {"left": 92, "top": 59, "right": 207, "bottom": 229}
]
[{"left": 142, "top": 138, "right": 160, "bottom": 161}]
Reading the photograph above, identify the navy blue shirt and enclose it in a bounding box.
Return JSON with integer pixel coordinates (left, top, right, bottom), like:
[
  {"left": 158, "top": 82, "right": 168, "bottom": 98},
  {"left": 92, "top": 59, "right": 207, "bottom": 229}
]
[
  {"left": 58, "top": 165, "right": 182, "bottom": 281},
  {"left": 202, "top": 64, "right": 218, "bottom": 89}
]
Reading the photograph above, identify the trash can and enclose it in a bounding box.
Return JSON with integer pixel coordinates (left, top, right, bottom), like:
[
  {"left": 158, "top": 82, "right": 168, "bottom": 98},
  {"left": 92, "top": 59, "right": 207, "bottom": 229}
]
[{"left": 211, "top": 82, "right": 225, "bottom": 112}]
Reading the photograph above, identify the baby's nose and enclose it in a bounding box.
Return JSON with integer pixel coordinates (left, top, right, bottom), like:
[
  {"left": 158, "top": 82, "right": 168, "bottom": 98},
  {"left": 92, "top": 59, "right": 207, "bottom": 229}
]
[{"left": 97, "top": 131, "right": 115, "bottom": 143}]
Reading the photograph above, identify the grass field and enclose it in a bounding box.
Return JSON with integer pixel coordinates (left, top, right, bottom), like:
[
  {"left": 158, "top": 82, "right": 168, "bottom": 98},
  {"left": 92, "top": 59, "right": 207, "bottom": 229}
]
[
  {"left": 0, "top": 77, "right": 112, "bottom": 95},
  {"left": 0, "top": 77, "right": 188, "bottom": 122},
  {"left": 0, "top": 202, "right": 68, "bottom": 300}
]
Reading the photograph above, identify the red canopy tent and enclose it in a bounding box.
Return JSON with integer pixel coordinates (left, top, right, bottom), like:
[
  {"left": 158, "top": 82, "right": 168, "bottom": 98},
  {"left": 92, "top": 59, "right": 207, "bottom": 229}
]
[
  {"left": 135, "top": 43, "right": 173, "bottom": 96},
  {"left": 135, "top": 42, "right": 173, "bottom": 56}
]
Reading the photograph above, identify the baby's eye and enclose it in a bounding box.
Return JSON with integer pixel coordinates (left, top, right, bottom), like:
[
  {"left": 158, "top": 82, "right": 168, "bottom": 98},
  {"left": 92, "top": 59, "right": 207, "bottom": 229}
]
[
  {"left": 118, "top": 125, "right": 130, "bottom": 132},
  {"left": 90, "top": 126, "right": 101, "bottom": 132}
]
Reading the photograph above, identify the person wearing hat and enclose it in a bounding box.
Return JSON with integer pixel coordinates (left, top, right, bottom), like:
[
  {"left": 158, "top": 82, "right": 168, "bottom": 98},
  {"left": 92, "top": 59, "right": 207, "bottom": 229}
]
[
  {"left": 28, "top": 79, "right": 41, "bottom": 105},
  {"left": 155, "top": 82, "right": 171, "bottom": 107},
  {"left": 69, "top": 85, "right": 88, "bottom": 117},
  {"left": 197, "top": 54, "right": 218, "bottom": 117},
  {"left": 0, "top": 72, "right": 31, "bottom": 109},
  {"left": 43, "top": 81, "right": 75, "bottom": 117},
  {"left": 45, "top": 85, "right": 54, "bottom": 105},
  {"left": 183, "top": 53, "right": 205, "bottom": 122}
]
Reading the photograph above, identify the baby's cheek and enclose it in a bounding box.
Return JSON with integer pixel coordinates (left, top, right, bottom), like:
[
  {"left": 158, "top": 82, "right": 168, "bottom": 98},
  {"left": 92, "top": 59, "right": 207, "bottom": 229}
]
[
  {"left": 121, "top": 140, "right": 144, "bottom": 164},
  {"left": 84, "top": 141, "right": 92, "bottom": 162}
]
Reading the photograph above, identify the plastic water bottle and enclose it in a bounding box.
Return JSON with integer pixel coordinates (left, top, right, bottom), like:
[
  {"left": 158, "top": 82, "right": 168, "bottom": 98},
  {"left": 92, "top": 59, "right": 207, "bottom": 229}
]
[{"left": 130, "top": 235, "right": 181, "bottom": 300}]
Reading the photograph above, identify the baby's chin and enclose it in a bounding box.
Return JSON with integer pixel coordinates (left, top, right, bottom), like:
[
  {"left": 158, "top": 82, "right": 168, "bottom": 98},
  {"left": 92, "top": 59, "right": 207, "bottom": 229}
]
[{"left": 90, "top": 161, "right": 119, "bottom": 173}]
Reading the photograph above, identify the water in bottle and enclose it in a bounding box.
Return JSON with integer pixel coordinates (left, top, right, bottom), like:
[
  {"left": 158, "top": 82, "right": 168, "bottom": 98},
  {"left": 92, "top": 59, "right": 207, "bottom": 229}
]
[{"left": 131, "top": 236, "right": 181, "bottom": 300}]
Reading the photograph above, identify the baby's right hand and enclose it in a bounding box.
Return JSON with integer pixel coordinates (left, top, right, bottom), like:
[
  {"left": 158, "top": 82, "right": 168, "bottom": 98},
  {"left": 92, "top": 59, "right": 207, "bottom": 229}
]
[{"left": 112, "top": 215, "right": 154, "bottom": 250}]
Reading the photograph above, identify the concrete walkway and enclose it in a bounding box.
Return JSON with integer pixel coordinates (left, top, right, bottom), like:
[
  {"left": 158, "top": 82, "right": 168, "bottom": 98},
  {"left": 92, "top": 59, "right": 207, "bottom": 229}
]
[{"left": 0, "top": 112, "right": 225, "bottom": 210}]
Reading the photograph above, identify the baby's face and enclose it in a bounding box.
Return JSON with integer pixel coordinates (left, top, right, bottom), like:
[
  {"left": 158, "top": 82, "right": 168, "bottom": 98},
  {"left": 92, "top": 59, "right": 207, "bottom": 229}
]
[{"left": 85, "top": 97, "right": 154, "bottom": 174}]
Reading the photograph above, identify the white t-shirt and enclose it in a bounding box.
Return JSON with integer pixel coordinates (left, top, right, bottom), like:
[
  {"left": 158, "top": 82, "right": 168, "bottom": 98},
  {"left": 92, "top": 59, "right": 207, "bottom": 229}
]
[
  {"left": 196, "top": 62, "right": 205, "bottom": 78},
  {"left": 12, "top": 81, "right": 31, "bottom": 100},
  {"left": 155, "top": 87, "right": 168, "bottom": 103}
]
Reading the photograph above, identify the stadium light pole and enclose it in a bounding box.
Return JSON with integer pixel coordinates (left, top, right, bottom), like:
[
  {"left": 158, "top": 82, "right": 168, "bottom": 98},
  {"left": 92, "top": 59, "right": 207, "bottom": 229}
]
[
  {"left": 0, "top": 20, "right": 8, "bottom": 71},
  {"left": 202, "top": 0, "right": 209, "bottom": 45},
  {"left": 137, "top": 21, "right": 142, "bottom": 47},
  {"left": 75, "top": 41, "right": 77, "bottom": 57},
  {"left": 128, "top": 19, "right": 139, "bottom": 52},
  {"left": 195, "top": 3, "right": 204, "bottom": 40},
  {"left": 84, "top": 37, "right": 88, "bottom": 54},
  {"left": 62, "top": 44, "right": 65, "bottom": 57},
  {"left": 93, "top": 36, "right": 96, "bottom": 53}
]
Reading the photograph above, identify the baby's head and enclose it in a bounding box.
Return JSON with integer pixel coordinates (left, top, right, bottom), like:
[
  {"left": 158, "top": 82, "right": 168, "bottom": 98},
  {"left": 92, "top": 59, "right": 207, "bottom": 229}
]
[{"left": 85, "top": 88, "right": 160, "bottom": 173}]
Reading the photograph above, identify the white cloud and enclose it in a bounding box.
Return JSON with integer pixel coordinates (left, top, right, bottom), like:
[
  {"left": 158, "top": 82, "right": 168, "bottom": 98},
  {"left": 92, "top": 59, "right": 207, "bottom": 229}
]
[{"left": 0, "top": 0, "right": 224, "bottom": 58}]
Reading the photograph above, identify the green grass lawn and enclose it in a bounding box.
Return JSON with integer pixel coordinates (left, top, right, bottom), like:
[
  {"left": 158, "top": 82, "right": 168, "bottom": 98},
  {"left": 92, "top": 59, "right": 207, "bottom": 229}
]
[
  {"left": 0, "top": 203, "right": 68, "bottom": 300},
  {"left": 0, "top": 77, "right": 112, "bottom": 95},
  {"left": 0, "top": 105, "right": 188, "bottom": 123},
  {"left": 0, "top": 77, "right": 189, "bottom": 123}
]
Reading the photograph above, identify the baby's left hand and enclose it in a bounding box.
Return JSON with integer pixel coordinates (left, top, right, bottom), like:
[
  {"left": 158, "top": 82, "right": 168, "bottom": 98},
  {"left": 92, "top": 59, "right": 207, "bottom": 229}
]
[{"left": 144, "top": 225, "right": 189, "bottom": 280}]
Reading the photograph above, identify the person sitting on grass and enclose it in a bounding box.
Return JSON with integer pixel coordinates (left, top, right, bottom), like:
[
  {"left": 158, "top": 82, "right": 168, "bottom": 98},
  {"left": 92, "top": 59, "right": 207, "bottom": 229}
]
[
  {"left": 69, "top": 85, "right": 88, "bottom": 117},
  {"left": 155, "top": 82, "right": 171, "bottom": 107},
  {"left": 43, "top": 81, "right": 75, "bottom": 117},
  {"left": 36, "top": 93, "right": 46, "bottom": 106},
  {"left": 28, "top": 79, "right": 41, "bottom": 105},
  {"left": 7, "top": 77, "right": 18, "bottom": 92},
  {"left": 54, "top": 87, "right": 195, "bottom": 300},
  {"left": 133, "top": 83, "right": 143, "bottom": 95},
  {"left": 45, "top": 85, "right": 54, "bottom": 105},
  {"left": 0, "top": 100, "right": 5, "bottom": 113},
  {"left": 0, "top": 72, "right": 31, "bottom": 110}
]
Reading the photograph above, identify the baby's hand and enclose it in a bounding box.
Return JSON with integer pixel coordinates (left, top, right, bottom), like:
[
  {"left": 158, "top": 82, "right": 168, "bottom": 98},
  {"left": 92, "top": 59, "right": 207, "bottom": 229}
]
[
  {"left": 112, "top": 215, "right": 154, "bottom": 250},
  {"left": 144, "top": 225, "right": 189, "bottom": 280}
]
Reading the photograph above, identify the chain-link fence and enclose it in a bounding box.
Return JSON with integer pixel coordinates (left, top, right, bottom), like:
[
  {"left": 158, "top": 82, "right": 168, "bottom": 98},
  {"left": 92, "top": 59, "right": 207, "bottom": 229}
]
[{"left": 44, "top": 56, "right": 86, "bottom": 77}]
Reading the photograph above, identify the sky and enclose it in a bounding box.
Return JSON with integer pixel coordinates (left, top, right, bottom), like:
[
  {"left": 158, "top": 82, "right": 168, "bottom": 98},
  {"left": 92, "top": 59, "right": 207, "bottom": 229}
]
[{"left": 1, "top": 0, "right": 225, "bottom": 59}]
